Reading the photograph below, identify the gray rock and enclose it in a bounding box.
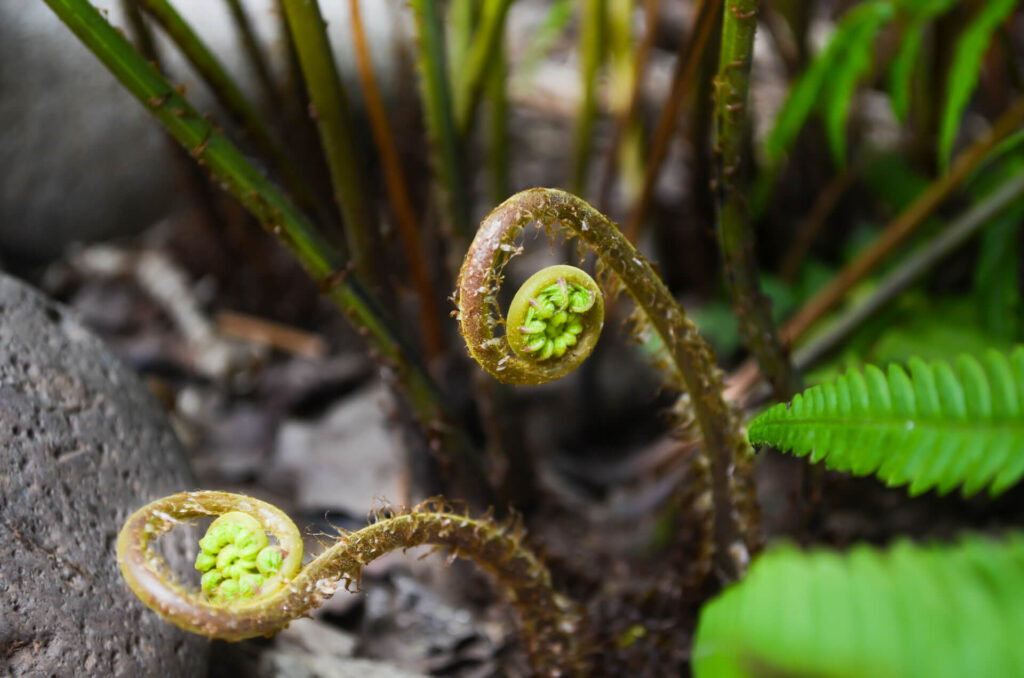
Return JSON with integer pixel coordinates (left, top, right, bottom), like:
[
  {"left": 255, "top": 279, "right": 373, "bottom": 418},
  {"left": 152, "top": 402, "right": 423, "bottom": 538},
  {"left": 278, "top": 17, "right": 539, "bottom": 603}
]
[
  {"left": 0, "top": 273, "right": 206, "bottom": 676},
  {"left": 1, "top": 0, "right": 408, "bottom": 263}
]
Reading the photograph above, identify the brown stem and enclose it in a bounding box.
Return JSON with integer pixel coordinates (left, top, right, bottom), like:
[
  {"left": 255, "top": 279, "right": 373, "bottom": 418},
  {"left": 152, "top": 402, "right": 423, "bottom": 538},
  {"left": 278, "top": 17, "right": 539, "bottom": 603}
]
[
  {"left": 623, "top": 0, "right": 722, "bottom": 243},
  {"left": 782, "top": 95, "right": 1024, "bottom": 343},
  {"left": 349, "top": 0, "right": 446, "bottom": 362}
]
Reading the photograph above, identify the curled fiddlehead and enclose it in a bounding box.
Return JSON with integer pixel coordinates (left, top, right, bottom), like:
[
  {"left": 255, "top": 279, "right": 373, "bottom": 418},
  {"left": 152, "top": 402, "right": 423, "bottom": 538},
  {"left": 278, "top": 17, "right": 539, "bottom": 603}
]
[
  {"left": 455, "top": 187, "right": 758, "bottom": 579},
  {"left": 117, "top": 491, "right": 586, "bottom": 676}
]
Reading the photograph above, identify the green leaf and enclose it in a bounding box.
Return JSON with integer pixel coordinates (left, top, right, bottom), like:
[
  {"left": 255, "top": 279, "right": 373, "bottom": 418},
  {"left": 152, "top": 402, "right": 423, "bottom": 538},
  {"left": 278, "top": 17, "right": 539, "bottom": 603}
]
[
  {"left": 694, "top": 534, "right": 1024, "bottom": 678},
  {"left": 887, "top": 0, "right": 957, "bottom": 122},
  {"left": 819, "top": 4, "right": 894, "bottom": 166},
  {"left": 939, "top": 0, "right": 1017, "bottom": 168},
  {"left": 748, "top": 347, "right": 1024, "bottom": 496},
  {"left": 765, "top": 2, "right": 893, "bottom": 164}
]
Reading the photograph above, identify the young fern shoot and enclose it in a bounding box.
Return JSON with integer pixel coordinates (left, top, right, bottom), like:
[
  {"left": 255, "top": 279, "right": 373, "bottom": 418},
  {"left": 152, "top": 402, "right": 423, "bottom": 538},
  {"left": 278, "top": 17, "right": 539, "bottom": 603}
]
[
  {"left": 455, "top": 188, "right": 758, "bottom": 579},
  {"left": 118, "top": 491, "right": 587, "bottom": 676}
]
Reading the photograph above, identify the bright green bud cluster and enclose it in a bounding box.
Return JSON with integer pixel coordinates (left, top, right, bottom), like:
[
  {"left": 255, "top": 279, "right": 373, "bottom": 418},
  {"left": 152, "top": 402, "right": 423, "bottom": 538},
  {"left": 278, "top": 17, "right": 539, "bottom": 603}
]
[
  {"left": 195, "top": 511, "right": 283, "bottom": 603},
  {"left": 518, "top": 278, "right": 595, "bottom": 361}
]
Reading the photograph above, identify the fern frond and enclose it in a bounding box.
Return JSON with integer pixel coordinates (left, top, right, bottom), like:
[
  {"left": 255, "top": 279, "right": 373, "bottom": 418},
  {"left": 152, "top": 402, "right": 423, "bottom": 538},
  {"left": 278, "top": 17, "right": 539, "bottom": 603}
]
[
  {"left": 748, "top": 347, "right": 1024, "bottom": 496},
  {"left": 765, "top": 2, "right": 894, "bottom": 164},
  {"left": 939, "top": 0, "right": 1017, "bottom": 167},
  {"left": 694, "top": 534, "right": 1024, "bottom": 678},
  {"left": 887, "top": 0, "right": 957, "bottom": 122}
]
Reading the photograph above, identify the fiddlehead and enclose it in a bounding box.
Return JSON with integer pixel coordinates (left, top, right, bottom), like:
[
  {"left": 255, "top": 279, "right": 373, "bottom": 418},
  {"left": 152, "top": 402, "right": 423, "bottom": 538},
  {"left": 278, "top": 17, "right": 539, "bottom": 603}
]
[
  {"left": 118, "top": 491, "right": 586, "bottom": 676},
  {"left": 455, "top": 187, "right": 758, "bottom": 579}
]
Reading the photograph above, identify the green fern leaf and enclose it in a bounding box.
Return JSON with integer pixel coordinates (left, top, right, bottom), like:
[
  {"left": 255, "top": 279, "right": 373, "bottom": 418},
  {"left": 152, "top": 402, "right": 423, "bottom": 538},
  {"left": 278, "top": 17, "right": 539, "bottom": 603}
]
[
  {"left": 765, "top": 2, "right": 893, "bottom": 164},
  {"left": 748, "top": 347, "right": 1024, "bottom": 496},
  {"left": 820, "top": 4, "right": 894, "bottom": 166},
  {"left": 888, "top": 0, "right": 957, "bottom": 122},
  {"left": 694, "top": 534, "right": 1024, "bottom": 678},
  {"left": 938, "top": 0, "right": 1017, "bottom": 167}
]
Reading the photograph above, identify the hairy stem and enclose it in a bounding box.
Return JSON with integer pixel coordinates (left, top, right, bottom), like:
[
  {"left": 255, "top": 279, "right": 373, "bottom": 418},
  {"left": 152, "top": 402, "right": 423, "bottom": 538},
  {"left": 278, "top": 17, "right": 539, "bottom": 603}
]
[
  {"left": 118, "top": 491, "right": 587, "bottom": 676},
  {"left": 279, "top": 0, "right": 376, "bottom": 280},
  {"left": 713, "top": 0, "right": 799, "bottom": 400},
  {"left": 456, "top": 188, "right": 756, "bottom": 578}
]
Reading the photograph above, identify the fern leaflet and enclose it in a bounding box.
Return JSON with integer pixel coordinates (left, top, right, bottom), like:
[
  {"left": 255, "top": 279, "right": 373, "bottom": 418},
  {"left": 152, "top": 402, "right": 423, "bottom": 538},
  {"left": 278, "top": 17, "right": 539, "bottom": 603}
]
[
  {"left": 939, "top": 0, "right": 1017, "bottom": 167},
  {"left": 694, "top": 534, "right": 1024, "bottom": 678},
  {"left": 748, "top": 347, "right": 1024, "bottom": 496}
]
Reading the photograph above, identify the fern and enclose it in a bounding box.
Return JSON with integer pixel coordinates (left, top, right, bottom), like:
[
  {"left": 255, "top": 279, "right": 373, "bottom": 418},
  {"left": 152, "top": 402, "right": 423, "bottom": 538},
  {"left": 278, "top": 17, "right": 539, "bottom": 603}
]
[
  {"left": 887, "top": 0, "right": 957, "bottom": 122},
  {"left": 765, "top": 2, "right": 894, "bottom": 164},
  {"left": 939, "top": 0, "right": 1017, "bottom": 167},
  {"left": 693, "top": 534, "right": 1024, "bottom": 678},
  {"left": 748, "top": 347, "right": 1024, "bottom": 496}
]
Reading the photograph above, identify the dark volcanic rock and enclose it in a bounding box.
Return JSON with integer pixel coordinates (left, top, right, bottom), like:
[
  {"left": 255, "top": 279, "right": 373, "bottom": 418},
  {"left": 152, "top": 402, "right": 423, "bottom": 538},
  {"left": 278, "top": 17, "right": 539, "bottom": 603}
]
[{"left": 0, "top": 274, "right": 205, "bottom": 676}]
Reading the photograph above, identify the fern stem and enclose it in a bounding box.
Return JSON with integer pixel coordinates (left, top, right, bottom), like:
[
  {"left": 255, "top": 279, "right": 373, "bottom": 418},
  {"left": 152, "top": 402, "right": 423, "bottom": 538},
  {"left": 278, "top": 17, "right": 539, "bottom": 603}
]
[
  {"left": 571, "top": 0, "right": 606, "bottom": 196},
  {"left": 136, "top": 0, "right": 323, "bottom": 222},
  {"left": 454, "top": 0, "right": 514, "bottom": 137},
  {"left": 410, "top": 0, "right": 473, "bottom": 240},
  {"left": 623, "top": 0, "right": 721, "bottom": 243},
  {"left": 44, "top": 0, "right": 487, "bottom": 501},
  {"left": 119, "top": 491, "right": 588, "bottom": 676},
  {"left": 485, "top": 34, "right": 510, "bottom": 205},
  {"left": 223, "top": 0, "right": 280, "bottom": 113},
  {"left": 279, "top": 0, "right": 376, "bottom": 280},
  {"left": 713, "top": 0, "right": 799, "bottom": 400},
  {"left": 348, "top": 0, "right": 446, "bottom": 362},
  {"left": 596, "top": 0, "right": 662, "bottom": 212},
  {"left": 783, "top": 94, "right": 1024, "bottom": 343},
  {"left": 457, "top": 188, "right": 756, "bottom": 579},
  {"left": 793, "top": 170, "right": 1024, "bottom": 370}
]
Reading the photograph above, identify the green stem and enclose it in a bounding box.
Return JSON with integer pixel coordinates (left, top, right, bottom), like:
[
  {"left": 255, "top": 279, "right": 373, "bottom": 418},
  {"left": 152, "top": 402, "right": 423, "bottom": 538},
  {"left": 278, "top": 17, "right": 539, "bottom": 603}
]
[
  {"left": 454, "top": 0, "right": 514, "bottom": 137},
  {"left": 410, "top": 0, "right": 473, "bottom": 239},
  {"left": 456, "top": 188, "right": 756, "bottom": 578},
  {"left": 279, "top": 0, "right": 376, "bottom": 280},
  {"left": 136, "top": 0, "right": 323, "bottom": 223},
  {"left": 223, "top": 0, "right": 281, "bottom": 112},
  {"left": 713, "top": 0, "right": 799, "bottom": 399},
  {"left": 485, "top": 32, "right": 510, "bottom": 205},
  {"left": 572, "top": 0, "right": 606, "bottom": 196},
  {"left": 44, "top": 0, "right": 486, "bottom": 500}
]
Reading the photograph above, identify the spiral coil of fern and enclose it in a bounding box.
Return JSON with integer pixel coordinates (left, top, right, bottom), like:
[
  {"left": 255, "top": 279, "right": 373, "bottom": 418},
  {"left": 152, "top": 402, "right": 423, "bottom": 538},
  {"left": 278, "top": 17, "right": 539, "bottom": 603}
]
[
  {"left": 117, "top": 491, "right": 586, "bottom": 676},
  {"left": 455, "top": 188, "right": 758, "bottom": 578}
]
